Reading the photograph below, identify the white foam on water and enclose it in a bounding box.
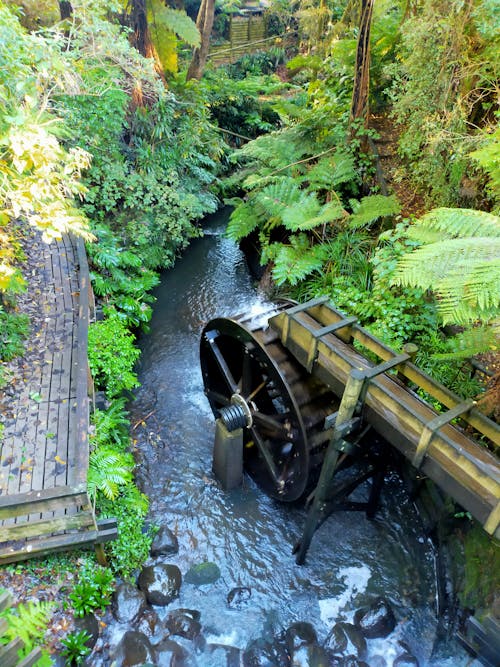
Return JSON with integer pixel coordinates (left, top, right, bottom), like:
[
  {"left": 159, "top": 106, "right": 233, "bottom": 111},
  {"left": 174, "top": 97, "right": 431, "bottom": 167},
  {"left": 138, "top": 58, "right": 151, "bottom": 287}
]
[
  {"left": 319, "top": 564, "right": 371, "bottom": 625},
  {"left": 204, "top": 629, "right": 240, "bottom": 646}
]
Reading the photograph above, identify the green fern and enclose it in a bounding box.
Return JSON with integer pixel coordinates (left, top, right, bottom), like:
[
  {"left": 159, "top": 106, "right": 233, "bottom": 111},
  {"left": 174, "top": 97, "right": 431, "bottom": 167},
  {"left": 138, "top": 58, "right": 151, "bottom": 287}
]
[
  {"left": 226, "top": 200, "right": 262, "bottom": 241},
  {"left": 348, "top": 194, "right": 401, "bottom": 229},
  {"left": 255, "top": 177, "right": 303, "bottom": 218},
  {"left": 304, "top": 153, "right": 357, "bottom": 189},
  {"left": 392, "top": 208, "right": 500, "bottom": 326},
  {"left": 269, "top": 234, "right": 329, "bottom": 286},
  {"left": 406, "top": 207, "right": 500, "bottom": 240},
  {"left": 0, "top": 599, "right": 54, "bottom": 657},
  {"left": 283, "top": 199, "right": 346, "bottom": 232},
  {"left": 88, "top": 448, "right": 134, "bottom": 501},
  {"left": 148, "top": 1, "right": 200, "bottom": 47}
]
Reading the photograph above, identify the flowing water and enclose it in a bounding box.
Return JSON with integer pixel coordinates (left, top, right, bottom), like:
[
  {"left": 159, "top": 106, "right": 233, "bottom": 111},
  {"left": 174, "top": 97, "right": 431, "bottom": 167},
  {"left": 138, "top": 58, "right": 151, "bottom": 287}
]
[{"left": 113, "top": 208, "right": 477, "bottom": 666}]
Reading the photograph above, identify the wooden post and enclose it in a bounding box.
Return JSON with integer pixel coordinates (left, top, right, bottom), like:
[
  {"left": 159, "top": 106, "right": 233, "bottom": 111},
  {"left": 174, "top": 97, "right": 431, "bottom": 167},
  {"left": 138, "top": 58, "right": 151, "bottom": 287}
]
[{"left": 295, "top": 368, "right": 366, "bottom": 564}]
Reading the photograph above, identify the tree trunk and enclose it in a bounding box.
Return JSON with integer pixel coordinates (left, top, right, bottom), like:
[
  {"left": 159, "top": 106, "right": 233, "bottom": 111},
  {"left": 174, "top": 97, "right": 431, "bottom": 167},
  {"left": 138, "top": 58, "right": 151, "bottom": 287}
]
[
  {"left": 186, "top": 0, "right": 215, "bottom": 81},
  {"left": 129, "top": 0, "right": 166, "bottom": 82},
  {"left": 59, "top": 1, "right": 72, "bottom": 20},
  {"left": 349, "top": 0, "right": 374, "bottom": 132}
]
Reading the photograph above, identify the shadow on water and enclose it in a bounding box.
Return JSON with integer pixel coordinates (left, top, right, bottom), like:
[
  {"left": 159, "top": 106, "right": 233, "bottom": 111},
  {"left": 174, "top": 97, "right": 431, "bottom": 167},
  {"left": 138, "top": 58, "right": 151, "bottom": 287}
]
[{"left": 103, "top": 208, "right": 478, "bottom": 666}]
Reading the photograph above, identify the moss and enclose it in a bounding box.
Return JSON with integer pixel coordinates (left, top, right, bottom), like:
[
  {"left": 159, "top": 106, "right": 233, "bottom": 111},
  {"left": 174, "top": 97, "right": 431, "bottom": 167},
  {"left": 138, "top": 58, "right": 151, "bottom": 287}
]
[{"left": 460, "top": 521, "right": 500, "bottom": 616}]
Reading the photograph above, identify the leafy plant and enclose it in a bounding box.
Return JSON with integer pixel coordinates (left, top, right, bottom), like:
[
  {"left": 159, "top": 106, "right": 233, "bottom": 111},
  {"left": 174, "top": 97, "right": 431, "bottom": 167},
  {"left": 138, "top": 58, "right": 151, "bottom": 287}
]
[
  {"left": 391, "top": 208, "right": 500, "bottom": 326},
  {"left": 88, "top": 448, "right": 134, "bottom": 502},
  {"left": 90, "top": 398, "right": 130, "bottom": 450},
  {"left": 98, "top": 483, "right": 155, "bottom": 578},
  {"left": 69, "top": 564, "right": 115, "bottom": 617},
  {"left": 60, "top": 630, "right": 92, "bottom": 666},
  {"left": 0, "top": 306, "right": 29, "bottom": 361},
  {"left": 88, "top": 311, "right": 140, "bottom": 398}
]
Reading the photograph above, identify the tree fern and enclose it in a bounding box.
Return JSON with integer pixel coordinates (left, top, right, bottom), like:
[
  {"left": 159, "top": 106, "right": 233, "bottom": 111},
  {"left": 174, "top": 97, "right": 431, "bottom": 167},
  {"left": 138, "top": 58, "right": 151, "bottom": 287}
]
[
  {"left": 88, "top": 448, "right": 134, "bottom": 501},
  {"left": 283, "top": 199, "right": 346, "bottom": 232},
  {"left": 406, "top": 207, "right": 500, "bottom": 240},
  {"left": 304, "top": 153, "right": 357, "bottom": 189},
  {"left": 148, "top": 1, "right": 200, "bottom": 47},
  {"left": 226, "top": 200, "right": 262, "bottom": 241},
  {"left": 348, "top": 194, "right": 401, "bottom": 229},
  {"left": 254, "top": 177, "right": 303, "bottom": 218},
  {"left": 269, "top": 234, "right": 329, "bottom": 286},
  {"left": 392, "top": 208, "right": 500, "bottom": 327}
]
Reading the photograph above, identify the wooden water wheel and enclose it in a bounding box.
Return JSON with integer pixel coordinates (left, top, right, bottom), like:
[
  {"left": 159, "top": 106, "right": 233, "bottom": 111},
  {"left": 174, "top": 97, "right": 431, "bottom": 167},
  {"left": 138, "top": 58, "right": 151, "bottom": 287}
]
[{"left": 200, "top": 306, "right": 337, "bottom": 501}]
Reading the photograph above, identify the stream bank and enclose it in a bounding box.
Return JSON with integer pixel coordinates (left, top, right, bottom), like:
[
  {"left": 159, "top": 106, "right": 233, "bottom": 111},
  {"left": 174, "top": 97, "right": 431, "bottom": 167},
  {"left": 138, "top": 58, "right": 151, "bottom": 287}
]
[{"left": 91, "top": 208, "right": 480, "bottom": 666}]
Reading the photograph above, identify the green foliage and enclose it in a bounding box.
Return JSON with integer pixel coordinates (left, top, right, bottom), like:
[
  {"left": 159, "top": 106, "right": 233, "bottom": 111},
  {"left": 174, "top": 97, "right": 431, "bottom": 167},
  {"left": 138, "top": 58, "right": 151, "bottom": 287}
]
[
  {"left": 0, "top": 306, "right": 29, "bottom": 361},
  {"left": 88, "top": 311, "right": 140, "bottom": 398},
  {"left": 98, "top": 483, "right": 154, "bottom": 578},
  {"left": 88, "top": 448, "right": 134, "bottom": 502},
  {"left": 348, "top": 194, "right": 401, "bottom": 229},
  {"left": 392, "top": 208, "right": 500, "bottom": 326},
  {"left": 91, "top": 398, "right": 130, "bottom": 450},
  {"left": 60, "top": 630, "right": 92, "bottom": 666},
  {"left": 69, "top": 563, "right": 115, "bottom": 617},
  {"left": 469, "top": 123, "right": 500, "bottom": 207},
  {"left": 388, "top": 0, "right": 499, "bottom": 206},
  {"left": 0, "top": 597, "right": 54, "bottom": 665},
  {"left": 267, "top": 234, "right": 328, "bottom": 286}
]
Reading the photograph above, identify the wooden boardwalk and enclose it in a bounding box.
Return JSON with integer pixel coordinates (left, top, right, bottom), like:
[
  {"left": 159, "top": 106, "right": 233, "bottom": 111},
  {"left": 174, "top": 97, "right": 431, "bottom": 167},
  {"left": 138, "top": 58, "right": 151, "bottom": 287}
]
[{"left": 0, "top": 231, "right": 116, "bottom": 563}]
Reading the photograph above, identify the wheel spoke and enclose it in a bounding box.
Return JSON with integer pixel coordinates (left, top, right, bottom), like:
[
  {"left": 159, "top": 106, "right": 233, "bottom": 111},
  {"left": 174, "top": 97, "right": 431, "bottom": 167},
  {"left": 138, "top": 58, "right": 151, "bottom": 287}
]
[
  {"left": 205, "top": 390, "right": 231, "bottom": 407},
  {"left": 240, "top": 349, "right": 252, "bottom": 397},
  {"left": 250, "top": 426, "right": 281, "bottom": 485},
  {"left": 205, "top": 333, "right": 238, "bottom": 394},
  {"left": 252, "top": 411, "right": 294, "bottom": 440}
]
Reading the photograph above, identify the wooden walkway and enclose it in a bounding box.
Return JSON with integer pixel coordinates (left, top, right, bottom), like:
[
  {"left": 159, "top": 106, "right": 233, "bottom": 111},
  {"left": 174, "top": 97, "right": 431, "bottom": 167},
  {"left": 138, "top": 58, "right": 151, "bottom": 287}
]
[{"left": 0, "top": 231, "right": 116, "bottom": 563}]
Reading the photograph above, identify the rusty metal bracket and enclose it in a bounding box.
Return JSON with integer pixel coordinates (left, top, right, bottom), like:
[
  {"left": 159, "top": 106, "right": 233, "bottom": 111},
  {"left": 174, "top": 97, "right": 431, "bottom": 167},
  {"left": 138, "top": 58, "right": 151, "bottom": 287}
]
[{"left": 413, "top": 399, "right": 475, "bottom": 469}]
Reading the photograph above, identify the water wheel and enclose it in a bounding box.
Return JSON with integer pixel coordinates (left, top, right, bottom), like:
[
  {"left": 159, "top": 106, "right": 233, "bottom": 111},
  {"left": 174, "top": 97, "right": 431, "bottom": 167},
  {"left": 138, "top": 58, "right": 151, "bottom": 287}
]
[{"left": 200, "top": 307, "right": 337, "bottom": 501}]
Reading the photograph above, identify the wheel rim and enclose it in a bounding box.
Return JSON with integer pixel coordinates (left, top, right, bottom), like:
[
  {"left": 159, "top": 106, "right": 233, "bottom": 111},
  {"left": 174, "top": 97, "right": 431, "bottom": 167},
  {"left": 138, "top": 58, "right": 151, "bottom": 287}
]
[{"left": 200, "top": 317, "right": 310, "bottom": 501}]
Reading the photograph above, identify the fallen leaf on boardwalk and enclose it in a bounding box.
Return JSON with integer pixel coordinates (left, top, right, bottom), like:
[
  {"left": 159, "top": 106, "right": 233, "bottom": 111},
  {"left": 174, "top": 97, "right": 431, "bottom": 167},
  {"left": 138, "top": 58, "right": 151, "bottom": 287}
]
[
  {"left": 55, "top": 455, "right": 66, "bottom": 465},
  {"left": 29, "top": 392, "right": 42, "bottom": 403}
]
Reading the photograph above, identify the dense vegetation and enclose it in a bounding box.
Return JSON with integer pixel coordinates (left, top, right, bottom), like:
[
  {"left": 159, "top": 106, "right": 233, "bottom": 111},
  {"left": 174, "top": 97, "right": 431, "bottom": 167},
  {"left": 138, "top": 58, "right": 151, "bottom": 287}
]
[{"left": 0, "top": 0, "right": 498, "bottom": 659}]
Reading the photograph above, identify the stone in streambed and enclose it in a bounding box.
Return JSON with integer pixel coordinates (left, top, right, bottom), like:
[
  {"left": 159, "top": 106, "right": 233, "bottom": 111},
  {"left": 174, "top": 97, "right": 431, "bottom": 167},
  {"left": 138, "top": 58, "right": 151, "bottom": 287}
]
[
  {"left": 151, "top": 525, "right": 179, "bottom": 556},
  {"left": 227, "top": 586, "right": 251, "bottom": 609},
  {"left": 291, "top": 643, "right": 331, "bottom": 667},
  {"left": 324, "top": 622, "right": 367, "bottom": 659},
  {"left": 134, "top": 607, "right": 160, "bottom": 638},
  {"left": 242, "top": 637, "right": 289, "bottom": 667},
  {"left": 393, "top": 653, "right": 419, "bottom": 666},
  {"left": 74, "top": 613, "right": 99, "bottom": 649},
  {"left": 112, "top": 630, "right": 156, "bottom": 667},
  {"left": 113, "top": 582, "right": 147, "bottom": 623},
  {"left": 165, "top": 609, "right": 202, "bottom": 639},
  {"left": 184, "top": 562, "right": 220, "bottom": 586},
  {"left": 354, "top": 597, "right": 396, "bottom": 639},
  {"left": 138, "top": 564, "right": 182, "bottom": 605}
]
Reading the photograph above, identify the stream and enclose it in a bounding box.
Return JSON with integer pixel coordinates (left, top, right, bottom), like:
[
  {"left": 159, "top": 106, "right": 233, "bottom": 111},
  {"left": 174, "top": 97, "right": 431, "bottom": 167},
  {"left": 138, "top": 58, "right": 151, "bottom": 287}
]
[{"left": 100, "top": 208, "right": 478, "bottom": 666}]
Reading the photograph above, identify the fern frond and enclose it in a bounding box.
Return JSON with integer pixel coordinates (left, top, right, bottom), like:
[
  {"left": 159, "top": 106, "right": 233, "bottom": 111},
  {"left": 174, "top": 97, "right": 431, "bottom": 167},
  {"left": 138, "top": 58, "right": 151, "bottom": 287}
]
[
  {"left": 255, "top": 178, "right": 303, "bottom": 218},
  {"left": 283, "top": 199, "right": 345, "bottom": 231},
  {"left": 348, "top": 194, "right": 401, "bottom": 229},
  {"left": 407, "top": 208, "right": 500, "bottom": 240},
  {"left": 433, "top": 322, "right": 499, "bottom": 359},
  {"left": 393, "top": 237, "right": 500, "bottom": 324},
  {"left": 271, "top": 234, "right": 328, "bottom": 286},
  {"left": 1, "top": 600, "right": 55, "bottom": 651},
  {"left": 88, "top": 448, "right": 134, "bottom": 501},
  {"left": 304, "top": 153, "right": 357, "bottom": 190},
  {"left": 226, "top": 201, "right": 262, "bottom": 241},
  {"left": 148, "top": 1, "right": 200, "bottom": 47}
]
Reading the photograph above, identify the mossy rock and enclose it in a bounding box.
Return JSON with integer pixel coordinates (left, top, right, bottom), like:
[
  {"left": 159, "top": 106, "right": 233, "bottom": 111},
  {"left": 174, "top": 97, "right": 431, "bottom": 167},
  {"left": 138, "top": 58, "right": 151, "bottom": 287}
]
[
  {"left": 460, "top": 522, "right": 500, "bottom": 615},
  {"left": 184, "top": 562, "right": 221, "bottom": 586}
]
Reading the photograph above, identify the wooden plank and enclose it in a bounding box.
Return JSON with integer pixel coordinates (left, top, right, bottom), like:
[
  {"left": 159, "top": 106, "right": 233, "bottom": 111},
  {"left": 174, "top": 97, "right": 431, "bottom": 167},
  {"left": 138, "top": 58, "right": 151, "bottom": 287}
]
[
  {"left": 0, "top": 590, "right": 12, "bottom": 612},
  {"left": 0, "top": 617, "right": 9, "bottom": 635},
  {"left": 0, "top": 512, "right": 95, "bottom": 541},
  {"left": 0, "top": 527, "right": 115, "bottom": 564},
  {"left": 0, "top": 638, "right": 24, "bottom": 667},
  {"left": 16, "top": 648, "right": 44, "bottom": 667},
  {"left": 0, "top": 486, "right": 88, "bottom": 520}
]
